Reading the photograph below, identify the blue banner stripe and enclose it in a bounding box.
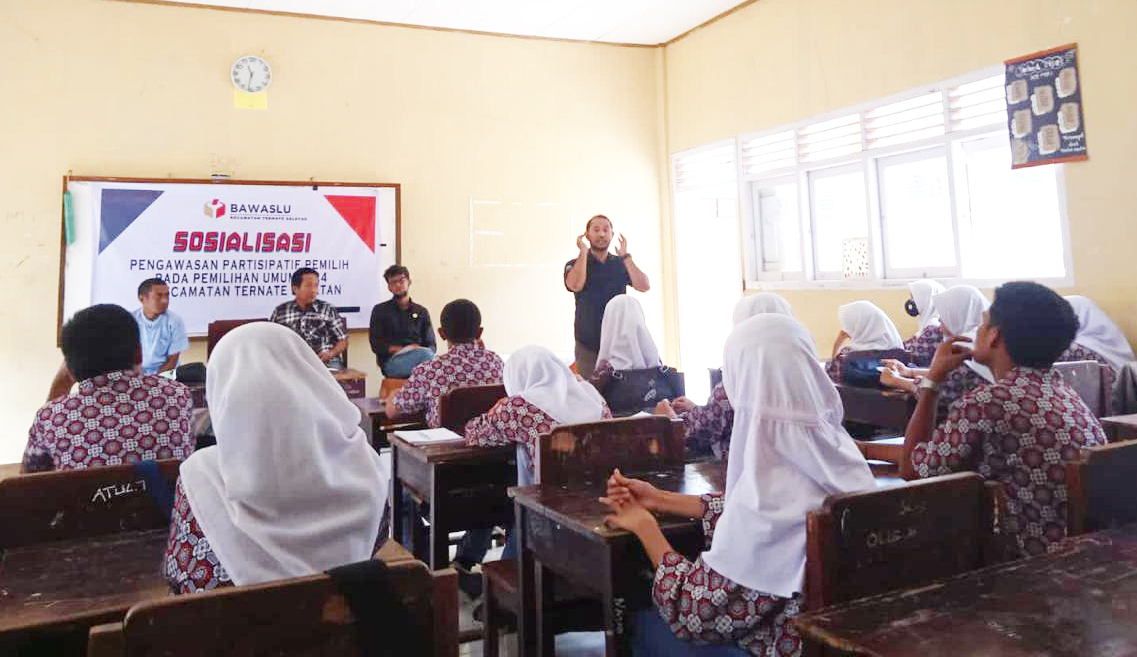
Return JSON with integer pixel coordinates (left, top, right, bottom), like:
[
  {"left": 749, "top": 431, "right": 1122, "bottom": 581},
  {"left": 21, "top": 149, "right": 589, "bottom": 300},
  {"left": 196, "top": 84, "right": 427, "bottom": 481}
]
[{"left": 99, "top": 189, "right": 164, "bottom": 253}]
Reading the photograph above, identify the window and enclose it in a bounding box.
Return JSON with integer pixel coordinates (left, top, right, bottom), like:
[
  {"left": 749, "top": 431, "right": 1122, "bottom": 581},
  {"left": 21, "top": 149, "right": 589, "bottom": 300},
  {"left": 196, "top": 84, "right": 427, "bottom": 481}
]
[
  {"left": 956, "top": 134, "right": 1067, "bottom": 279},
  {"left": 808, "top": 164, "right": 869, "bottom": 279},
  {"left": 750, "top": 177, "right": 803, "bottom": 278},
  {"left": 720, "top": 66, "right": 1071, "bottom": 288},
  {"left": 878, "top": 148, "right": 956, "bottom": 276}
]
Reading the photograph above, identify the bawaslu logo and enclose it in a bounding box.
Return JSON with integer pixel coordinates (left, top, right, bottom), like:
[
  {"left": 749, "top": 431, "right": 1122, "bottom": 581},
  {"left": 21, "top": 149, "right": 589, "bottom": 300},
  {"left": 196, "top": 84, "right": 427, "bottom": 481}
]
[{"left": 203, "top": 199, "right": 226, "bottom": 219}]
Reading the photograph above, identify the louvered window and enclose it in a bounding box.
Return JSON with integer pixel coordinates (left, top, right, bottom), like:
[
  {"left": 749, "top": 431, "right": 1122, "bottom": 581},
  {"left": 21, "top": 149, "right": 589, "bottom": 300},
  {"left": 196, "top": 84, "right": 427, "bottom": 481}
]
[
  {"left": 674, "top": 142, "right": 736, "bottom": 191},
  {"left": 948, "top": 74, "right": 1007, "bottom": 133},
  {"left": 799, "top": 114, "right": 862, "bottom": 163},
  {"left": 865, "top": 91, "right": 945, "bottom": 149},
  {"left": 741, "top": 130, "right": 795, "bottom": 177}
]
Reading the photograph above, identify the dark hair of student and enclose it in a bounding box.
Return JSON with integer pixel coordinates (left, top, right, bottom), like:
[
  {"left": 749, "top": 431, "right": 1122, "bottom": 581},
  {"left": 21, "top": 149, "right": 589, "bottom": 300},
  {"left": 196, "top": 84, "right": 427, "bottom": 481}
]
[
  {"left": 383, "top": 264, "right": 410, "bottom": 282},
  {"left": 137, "top": 277, "right": 167, "bottom": 298},
  {"left": 585, "top": 214, "right": 611, "bottom": 231},
  {"left": 988, "top": 281, "right": 1078, "bottom": 368},
  {"left": 291, "top": 267, "right": 319, "bottom": 288},
  {"left": 440, "top": 299, "right": 481, "bottom": 343},
  {"left": 61, "top": 304, "right": 140, "bottom": 382}
]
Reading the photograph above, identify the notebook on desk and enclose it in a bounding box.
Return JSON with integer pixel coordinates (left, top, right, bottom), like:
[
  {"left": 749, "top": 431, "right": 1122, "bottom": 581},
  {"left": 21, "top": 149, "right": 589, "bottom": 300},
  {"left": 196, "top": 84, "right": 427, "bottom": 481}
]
[{"left": 393, "top": 428, "right": 464, "bottom": 445}]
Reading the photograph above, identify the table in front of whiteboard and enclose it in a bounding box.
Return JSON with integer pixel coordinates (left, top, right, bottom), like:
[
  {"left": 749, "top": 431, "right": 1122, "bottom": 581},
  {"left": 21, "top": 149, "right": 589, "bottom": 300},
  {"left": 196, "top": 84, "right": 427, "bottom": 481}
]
[
  {"left": 0, "top": 528, "right": 170, "bottom": 653},
  {"left": 389, "top": 435, "right": 515, "bottom": 571},
  {"left": 791, "top": 523, "right": 1137, "bottom": 657},
  {"left": 510, "top": 461, "right": 723, "bottom": 657}
]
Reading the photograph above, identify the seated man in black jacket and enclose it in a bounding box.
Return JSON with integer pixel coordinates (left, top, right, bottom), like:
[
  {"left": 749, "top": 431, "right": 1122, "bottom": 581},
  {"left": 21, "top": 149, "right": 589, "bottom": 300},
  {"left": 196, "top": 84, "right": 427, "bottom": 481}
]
[{"left": 369, "top": 265, "right": 436, "bottom": 378}]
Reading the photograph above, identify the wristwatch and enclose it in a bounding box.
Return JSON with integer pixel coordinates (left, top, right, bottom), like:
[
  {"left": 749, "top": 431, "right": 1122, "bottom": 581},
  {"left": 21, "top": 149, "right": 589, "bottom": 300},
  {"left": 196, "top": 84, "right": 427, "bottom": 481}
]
[{"left": 917, "top": 377, "right": 939, "bottom": 393}]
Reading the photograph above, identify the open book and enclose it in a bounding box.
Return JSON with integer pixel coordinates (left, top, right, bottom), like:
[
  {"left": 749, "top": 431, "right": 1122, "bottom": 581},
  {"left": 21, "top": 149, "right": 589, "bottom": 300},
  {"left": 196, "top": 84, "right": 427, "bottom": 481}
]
[{"left": 393, "top": 428, "right": 464, "bottom": 445}]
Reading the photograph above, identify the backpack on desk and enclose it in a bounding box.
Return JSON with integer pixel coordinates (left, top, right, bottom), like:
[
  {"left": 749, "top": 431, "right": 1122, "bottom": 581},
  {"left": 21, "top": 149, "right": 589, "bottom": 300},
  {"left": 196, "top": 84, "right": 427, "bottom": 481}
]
[
  {"left": 840, "top": 349, "right": 912, "bottom": 389},
  {"left": 600, "top": 367, "right": 685, "bottom": 416}
]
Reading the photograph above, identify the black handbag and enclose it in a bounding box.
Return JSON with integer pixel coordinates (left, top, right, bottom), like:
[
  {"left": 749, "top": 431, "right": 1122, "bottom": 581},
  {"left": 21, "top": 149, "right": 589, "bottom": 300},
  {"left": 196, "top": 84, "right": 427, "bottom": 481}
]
[
  {"left": 840, "top": 349, "right": 911, "bottom": 388},
  {"left": 602, "top": 366, "right": 686, "bottom": 415},
  {"left": 175, "top": 362, "right": 206, "bottom": 385}
]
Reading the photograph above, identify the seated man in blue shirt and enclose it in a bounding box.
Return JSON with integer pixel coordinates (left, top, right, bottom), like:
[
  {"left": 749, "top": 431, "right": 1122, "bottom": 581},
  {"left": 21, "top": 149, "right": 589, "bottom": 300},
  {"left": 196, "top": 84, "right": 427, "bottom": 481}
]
[{"left": 132, "top": 277, "right": 189, "bottom": 375}]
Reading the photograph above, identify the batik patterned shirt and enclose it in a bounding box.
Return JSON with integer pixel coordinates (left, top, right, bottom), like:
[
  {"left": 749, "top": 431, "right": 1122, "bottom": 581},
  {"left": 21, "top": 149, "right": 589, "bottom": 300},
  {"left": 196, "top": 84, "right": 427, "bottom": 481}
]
[
  {"left": 911, "top": 366, "right": 1107, "bottom": 557},
  {"left": 681, "top": 383, "right": 734, "bottom": 460},
  {"left": 23, "top": 369, "right": 193, "bottom": 473},
  {"left": 462, "top": 396, "right": 612, "bottom": 473},
  {"left": 653, "top": 493, "right": 803, "bottom": 656},
  {"left": 163, "top": 477, "right": 387, "bottom": 594},
  {"left": 391, "top": 342, "right": 503, "bottom": 428},
  {"left": 903, "top": 324, "right": 944, "bottom": 368}
]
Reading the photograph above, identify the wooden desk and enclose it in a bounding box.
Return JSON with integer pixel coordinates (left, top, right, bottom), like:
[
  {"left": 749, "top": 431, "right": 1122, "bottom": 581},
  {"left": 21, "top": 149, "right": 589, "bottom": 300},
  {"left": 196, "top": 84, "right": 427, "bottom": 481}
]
[
  {"left": 792, "top": 523, "right": 1137, "bottom": 656},
  {"left": 332, "top": 368, "right": 367, "bottom": 399},
  {"left": 511, "top": 461, "right": 723, "bottom": 657},
  {"left": 350, "top": 397, "right": 425, "bottom": 450},
  {"left": 0, "top": 528, "right": 169, "bottom": 653},
  {"left": 837, "top": 384, "right": 915, "bottom": 431},
  {"left": 389, "top": 436, "right": 515, "bottom": 571},
  {"left": 0, "top": 463, "right": 20, "bottom": 482},
  {"left": 1100, "top": 413, "right": 1137, "bottom": 442}
]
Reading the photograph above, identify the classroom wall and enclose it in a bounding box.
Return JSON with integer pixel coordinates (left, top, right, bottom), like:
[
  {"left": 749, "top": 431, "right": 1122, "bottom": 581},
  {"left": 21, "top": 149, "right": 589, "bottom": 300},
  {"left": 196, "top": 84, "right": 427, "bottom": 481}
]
[
  {"left": 663, "top": 0, "right": 1137, "bottom": 352},
  {"left": 0, "top": 0, "right": 665, "bottom": 463}
]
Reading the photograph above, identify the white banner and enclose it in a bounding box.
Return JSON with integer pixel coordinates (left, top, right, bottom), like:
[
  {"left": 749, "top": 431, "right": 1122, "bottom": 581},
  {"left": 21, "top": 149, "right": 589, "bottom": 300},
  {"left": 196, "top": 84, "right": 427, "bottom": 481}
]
[{"left": 64, "top": 181, "right": 398, "bottom": 335}]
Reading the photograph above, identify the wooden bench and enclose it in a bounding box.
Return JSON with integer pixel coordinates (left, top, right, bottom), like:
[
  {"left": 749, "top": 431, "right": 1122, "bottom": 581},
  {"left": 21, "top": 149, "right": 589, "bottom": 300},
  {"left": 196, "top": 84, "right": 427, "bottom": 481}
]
[
  {"left": 536, "top": 414, "right": 686, "bottom": 487},
  {"left": 1066, "top": 440, "right": 1137, "bottom": 536},
  {"left": 488, "top": 416, "right": 692, "bottom": 656},
  {"left": 88, "top": 557, "right": 459, "bottom": 657},
  {"left": 804, "top": 472, "right": 1008, "bottom": 612},
  {"left": 437, "top": 383, "right": 507, "bottom": 433},
  {"left": 0, "top": 461, "right": 181, "bottom": 654},
  {"left": 0, "top": 459, "right": 180, "bottom": 548}
]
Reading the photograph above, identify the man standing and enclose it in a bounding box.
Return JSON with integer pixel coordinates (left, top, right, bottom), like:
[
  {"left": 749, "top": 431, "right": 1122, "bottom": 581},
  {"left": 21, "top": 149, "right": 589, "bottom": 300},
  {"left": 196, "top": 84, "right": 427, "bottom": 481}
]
[
  {"left": 132, "top": 277, "right": 189, "bottom": 375},
  {"left": 564, "top": 214, "right": 650, "bottom": 378},
  {"left": 270, "top": 267, "right": 348, "bottom": 368},
  {"left": 369, "top": 265, "right": 436, "bottom": 378},
  {"left": 23, "top": 304, "right": 194, "bottom": 473}
]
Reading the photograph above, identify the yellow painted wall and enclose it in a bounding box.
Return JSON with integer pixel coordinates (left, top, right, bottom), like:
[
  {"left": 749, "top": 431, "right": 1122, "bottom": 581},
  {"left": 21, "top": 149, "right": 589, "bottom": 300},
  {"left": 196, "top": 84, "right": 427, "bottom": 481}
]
[
  {"left": 663, "top": 0, "right": 1137, "bottom": 353},
  {"left": 0, "top": 0, "right": 664, "bottom": 463}
]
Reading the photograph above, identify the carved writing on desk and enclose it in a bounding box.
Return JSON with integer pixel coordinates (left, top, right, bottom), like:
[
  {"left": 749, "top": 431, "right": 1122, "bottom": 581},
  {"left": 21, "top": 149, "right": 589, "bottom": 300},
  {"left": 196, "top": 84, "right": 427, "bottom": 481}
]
[{"left": 90, "top": 479, "right": 147, "bottom": 504}]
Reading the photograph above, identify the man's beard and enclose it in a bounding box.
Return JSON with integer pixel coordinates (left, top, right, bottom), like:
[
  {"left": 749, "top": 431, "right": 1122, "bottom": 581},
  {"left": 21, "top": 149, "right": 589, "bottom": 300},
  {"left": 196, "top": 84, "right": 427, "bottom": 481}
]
[{"left": 393, "top": 291, "right": 408, "bottom": 298}]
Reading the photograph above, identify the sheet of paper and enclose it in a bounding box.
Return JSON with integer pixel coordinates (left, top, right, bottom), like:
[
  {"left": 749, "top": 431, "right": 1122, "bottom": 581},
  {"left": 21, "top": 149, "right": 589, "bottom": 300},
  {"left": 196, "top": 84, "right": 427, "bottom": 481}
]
[{"left": 393, "top": 428, "right": 464, "bottom": 444}]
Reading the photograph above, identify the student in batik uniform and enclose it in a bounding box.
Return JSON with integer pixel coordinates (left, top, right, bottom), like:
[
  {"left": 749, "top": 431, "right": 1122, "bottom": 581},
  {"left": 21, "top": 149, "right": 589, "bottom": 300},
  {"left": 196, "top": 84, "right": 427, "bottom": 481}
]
[
  {"left": 1057, "top": 295, "right": 1135, "bottom": 416},
  {"left": 600, "top": 314, "right": 875, "bottom": 656},
  {"left": 23, "top": 304, "right": 193, "bottom": 473},
  {"left": 881, "top": 285, "right": 991, "bottom": 418},
  {"left": 900, "top": 282, "right": 1107, "bottom": 557},
  {"left": 163, "top": 323, "right": 387, "bottom": 593},
  {"left": 386, "top": 299, "right": 504, "bottom": 428},
  {"left": 464, "top": 345, "right": 611, "bottom": 483},
  {"left": 901, "top": 279, "right": 946, "bottom": 367},
  {"left": 656, "top": 293, "right": 793, "bottom": 460},
  {"left": 824, "top": 300, "right": 905, "bottom": 383}
]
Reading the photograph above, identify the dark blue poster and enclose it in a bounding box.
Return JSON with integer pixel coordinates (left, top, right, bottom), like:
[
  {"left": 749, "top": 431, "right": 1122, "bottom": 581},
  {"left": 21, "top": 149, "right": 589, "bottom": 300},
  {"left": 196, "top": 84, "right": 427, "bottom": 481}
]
[{"left": 1004, "top": 43, "right": 1088, "bottom": 169}]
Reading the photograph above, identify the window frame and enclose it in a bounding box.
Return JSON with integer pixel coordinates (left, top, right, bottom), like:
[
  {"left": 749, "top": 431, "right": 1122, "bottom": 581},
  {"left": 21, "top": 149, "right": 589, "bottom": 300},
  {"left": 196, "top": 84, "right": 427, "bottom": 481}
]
[
  {"left": 728, "top": 64, "right": 1074, "bottom": 291},
  {"left": 875, "top": 145, "right": 961, "bottom": 280}
]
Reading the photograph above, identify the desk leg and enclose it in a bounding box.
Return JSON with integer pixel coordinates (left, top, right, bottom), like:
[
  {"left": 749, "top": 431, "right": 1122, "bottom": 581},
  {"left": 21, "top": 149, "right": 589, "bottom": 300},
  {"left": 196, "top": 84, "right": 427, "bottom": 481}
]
[
  {"left": 392, "top": 449, "right": 406, "bottom": 547},
  {"left": 602, "top": 548, "right": 634, "bottom": 657},
  {"left": 429, "top": 468, "right": 448, "bottom": 571},
  {"left": 517, "top": 505, "right": 538, "bottom": 657},
  {"left": 535, "top": 563, "right": 555, "bottom": 657}
]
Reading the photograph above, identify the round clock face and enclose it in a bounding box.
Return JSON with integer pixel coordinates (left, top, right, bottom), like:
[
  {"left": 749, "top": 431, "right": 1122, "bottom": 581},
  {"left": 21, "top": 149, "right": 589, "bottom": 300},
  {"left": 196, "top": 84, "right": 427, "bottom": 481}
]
[{"left": 231, "top": 55, "right": 272, "bottom": 93}]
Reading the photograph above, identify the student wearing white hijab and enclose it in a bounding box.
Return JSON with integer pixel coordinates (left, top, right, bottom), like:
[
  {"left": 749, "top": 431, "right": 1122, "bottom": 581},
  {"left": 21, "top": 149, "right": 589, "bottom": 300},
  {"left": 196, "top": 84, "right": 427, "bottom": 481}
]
[
  {"left": 825, "top": 300, "right": 905, "bottom": 383},
  {"left": 902, "top": 279, "right": 946, "bottom": 366},
  {"left": 1061, "top": 296, "right": 1134, "bottom": 369},
  {"left": 602, "top": 314, "right": 875, "bottom": 655},
  {"left": 880, "top": 286, "right": 991, "bottom": 415},
  {"left": 1059, "top": 295, "right": 1134, "bottom": 415},
  {"left": 464, "top": 344, "right": 610, "bottom": 482},
  {"left": 594, "top": 294, "right": 663, "bottom": 373},
  {"left": 163, "top": 322, "right": 388, "bottom": 593},
  {"left": 662, "top": 293, "right": 794, "bottom": 460}
]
